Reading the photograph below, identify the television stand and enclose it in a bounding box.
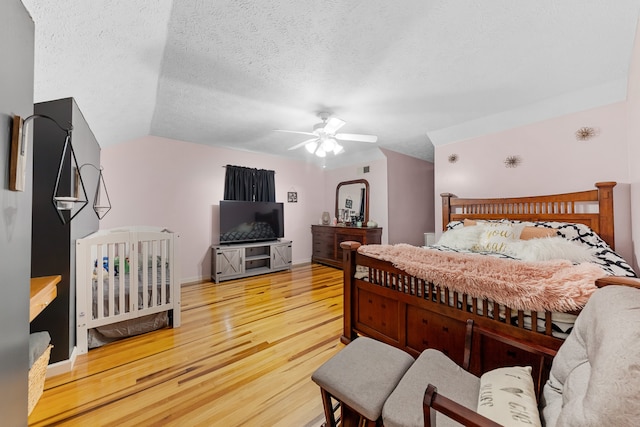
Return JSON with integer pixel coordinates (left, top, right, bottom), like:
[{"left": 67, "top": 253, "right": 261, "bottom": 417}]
[{"left": 211, "top": 240, "right": 292, "bottom": 283}]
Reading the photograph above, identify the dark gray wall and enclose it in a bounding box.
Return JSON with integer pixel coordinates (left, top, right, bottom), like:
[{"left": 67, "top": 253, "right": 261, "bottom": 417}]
[
  {"left": 0, "top": 0, "right": 35, "bottom": 424},
  {"left": 31, "top": 98, "right": 100, "bottom": 363}
]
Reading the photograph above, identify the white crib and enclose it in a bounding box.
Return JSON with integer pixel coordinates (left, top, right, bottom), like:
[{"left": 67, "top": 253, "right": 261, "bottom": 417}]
[{"left": 75, "top": 227, "right": 180, "bottom": 354}]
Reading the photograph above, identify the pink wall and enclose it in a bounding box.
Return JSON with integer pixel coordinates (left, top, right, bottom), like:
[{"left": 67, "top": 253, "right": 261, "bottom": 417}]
[
  {"left": 434, "top": 101, "right": 634, "bottom": 262},
  {"left": 382, "top": 148, "right": 435, "bottom": 246},
  {"left": 100, "top": 136, "right": 326, "bottom": 282},
  {"left": 627, "top": 16, "right": 640, "bottom": 272},
  {"left": 323, "top": 156, "right": 389, "bottom": 243}
]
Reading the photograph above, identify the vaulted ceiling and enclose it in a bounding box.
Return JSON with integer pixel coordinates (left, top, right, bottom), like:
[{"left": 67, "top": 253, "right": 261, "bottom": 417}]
[{"left": 21, "top": 1, "right": 640, "bottom": 168}]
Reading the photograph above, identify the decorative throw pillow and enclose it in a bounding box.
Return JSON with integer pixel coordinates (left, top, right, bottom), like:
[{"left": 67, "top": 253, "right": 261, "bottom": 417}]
[
  {"left": 520, "top": 226, "right": 558, "bottom": 240},
  {"left": 445, "top": 220, "right": 465, "bottom": 230},
  {"left": 477, "top": 366, "right": 541, "bottom": 427},
  {"left": 436, "top": 226, "right": 485, "bottom": 250},
  {"left": 504, "top": 237, "right": 596, "bottom": 263},
  {"left": 476, "top": 223, "right": 525, "bottom": 253}
]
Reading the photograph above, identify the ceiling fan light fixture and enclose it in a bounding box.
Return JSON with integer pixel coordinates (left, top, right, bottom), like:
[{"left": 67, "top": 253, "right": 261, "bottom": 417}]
[
  {"left": 280, "top": 113, "right": 377, "bottom": 157},
  {"left": 305, "top": 141, "right": 318, "bottom": 154},
  {"left": 320, "top": 138, "right": 336, "bottom": 153}
]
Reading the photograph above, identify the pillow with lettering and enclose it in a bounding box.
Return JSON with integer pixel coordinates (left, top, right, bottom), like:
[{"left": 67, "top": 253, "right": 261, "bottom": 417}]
[
  {"left": 476, "top": 223, "right": 525, "bottom": 253},
  {"left": 477, "top": 366, "right": 541, "bottom": 427}
]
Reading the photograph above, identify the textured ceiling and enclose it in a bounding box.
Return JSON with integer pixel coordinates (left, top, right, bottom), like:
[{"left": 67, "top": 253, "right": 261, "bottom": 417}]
[{"left": 21, "top": 0, "right": 640, "bottom": 168}]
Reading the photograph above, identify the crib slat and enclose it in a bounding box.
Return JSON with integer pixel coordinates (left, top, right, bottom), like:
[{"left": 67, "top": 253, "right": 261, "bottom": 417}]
[
  {"left": 97, "top": 244, "right": 105, "bottom": 319},
  {"left": 141, "top": 241, "right": 149, "bottom": 309},
  {"left": 152, "top": 241, "right": 159, "bottom": 307},
  {"left": 118, "top": 242, "right": 126, "bottom": 315},
  {"left": 160, "top": 240, "right": 169, "bottom": 304},
  {"left": 108, "top": 244, "right": 116, "bottom": 317}
]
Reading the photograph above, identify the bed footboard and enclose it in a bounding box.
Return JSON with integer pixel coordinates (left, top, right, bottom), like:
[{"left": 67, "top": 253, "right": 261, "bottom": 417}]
[{"left": 340, "top": 241, "right": 563, "bottom": 379}]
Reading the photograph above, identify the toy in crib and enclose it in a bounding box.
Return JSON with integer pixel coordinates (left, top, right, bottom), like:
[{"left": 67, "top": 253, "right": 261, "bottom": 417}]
[{"left": 92, "top": 256, "right": 130, "bottom": 279}]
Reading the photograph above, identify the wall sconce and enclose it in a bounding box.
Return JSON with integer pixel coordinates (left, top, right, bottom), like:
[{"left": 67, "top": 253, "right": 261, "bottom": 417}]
[
  {"left": 77, "top": 163, "right": 111, "bottom": 219},
  {"left": 13, "top": 114, "right": 89, "bottom": 224}
]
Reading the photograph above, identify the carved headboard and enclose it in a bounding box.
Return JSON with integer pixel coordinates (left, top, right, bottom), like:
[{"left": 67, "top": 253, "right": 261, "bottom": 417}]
[{"left": 441, "top": 182, "right": 616, "bottom": 249}]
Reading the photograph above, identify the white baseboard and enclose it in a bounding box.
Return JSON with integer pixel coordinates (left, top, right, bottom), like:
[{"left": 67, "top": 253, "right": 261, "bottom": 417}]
[
  {"left": 184, "top": 261, "right": 312, "bottom": 286},
  {"left": 45, "top": 346, "right": 77, "bottom": 378}
]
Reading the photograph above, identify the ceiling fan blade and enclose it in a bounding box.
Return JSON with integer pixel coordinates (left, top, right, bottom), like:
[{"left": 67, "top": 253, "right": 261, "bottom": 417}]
[
  {"left": 275, "top": 129, "right": 317, "bottom": 137},
  {"left": 288, "top": 138, "right": 319, "bottom": 151},
  {"left": 335, "top": 133, "right": 378, "bottom": 143},
  {"left": 323, "top": 117, "right": 346, "bottom": 134}
]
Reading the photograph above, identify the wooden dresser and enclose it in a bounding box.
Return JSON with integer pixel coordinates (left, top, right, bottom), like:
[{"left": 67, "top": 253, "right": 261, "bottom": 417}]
[{"left": 311, "top": 225, "right": 382, "bottom": 269}]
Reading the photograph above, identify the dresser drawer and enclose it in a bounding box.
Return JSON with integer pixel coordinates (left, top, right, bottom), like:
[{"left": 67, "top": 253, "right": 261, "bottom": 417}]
[
  {"left": 336, "top": 232, "right": 365, "bottom": 243},
  {"left": 313, "top": 233, "right": 334, "bottom": 246},
  {"left": 313, "top": 240, "right": 333, "bottom": 258}
]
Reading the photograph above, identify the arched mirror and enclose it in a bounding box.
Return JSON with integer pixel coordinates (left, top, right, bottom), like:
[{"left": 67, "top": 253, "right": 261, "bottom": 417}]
[{"left": 335, "top": 179, "right": 369, "bottom": 225}]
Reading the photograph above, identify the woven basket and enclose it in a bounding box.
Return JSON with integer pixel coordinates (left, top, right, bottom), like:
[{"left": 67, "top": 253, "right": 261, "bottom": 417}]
[{"left": 28, "top": 344, "right": 52, "bottom": 415}]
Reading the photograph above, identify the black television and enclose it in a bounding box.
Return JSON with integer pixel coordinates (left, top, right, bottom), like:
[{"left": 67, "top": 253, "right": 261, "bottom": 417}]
[{"left": 219, "top": 201, "right": 284, "bottom": 244}]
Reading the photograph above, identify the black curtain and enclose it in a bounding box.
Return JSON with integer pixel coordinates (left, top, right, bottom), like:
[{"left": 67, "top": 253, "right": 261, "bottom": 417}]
[{"left": 223, "top": 165, "right": 275, "bottom": 202}]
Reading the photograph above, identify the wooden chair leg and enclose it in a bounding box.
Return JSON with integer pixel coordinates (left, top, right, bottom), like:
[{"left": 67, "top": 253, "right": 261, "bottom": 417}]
[
  {"left": 340, "top": 404, "right": 361, "bottom": 427},
  {"left": 320, "top": 388, "right": 337, "bottom": 427},
  {"left": 320, "top": 387, "right": 382, "bottom": 427}
]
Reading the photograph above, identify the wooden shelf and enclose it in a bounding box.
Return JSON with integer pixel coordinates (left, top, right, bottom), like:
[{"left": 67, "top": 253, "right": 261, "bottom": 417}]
[{"left": 30, "top": 275, "right": 61, "bottom": 322}]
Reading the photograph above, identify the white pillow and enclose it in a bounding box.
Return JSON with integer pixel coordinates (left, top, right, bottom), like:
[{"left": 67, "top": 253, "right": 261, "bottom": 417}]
[
  {"left": 475, "top": 222, "right": 525, "bottom": 253},
  {"left": 504, "top": 236, "right": 596, "bottom": 263},
  {"left": 436, "top": 226, "right": 485, "bottom": 250},
  {"left": 477, "top": 366, "right": 541, "bottom": 427}
]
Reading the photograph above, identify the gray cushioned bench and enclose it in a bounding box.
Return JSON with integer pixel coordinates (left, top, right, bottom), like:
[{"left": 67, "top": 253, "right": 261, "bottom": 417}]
[{"left": 312, "top": 336, "right": 415, "bottom": 426}]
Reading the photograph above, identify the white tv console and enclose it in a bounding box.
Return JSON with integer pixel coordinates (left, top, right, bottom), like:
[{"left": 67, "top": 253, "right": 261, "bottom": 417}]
[{"left": 211, "top": 239, "right": 292, "bottom": 283}]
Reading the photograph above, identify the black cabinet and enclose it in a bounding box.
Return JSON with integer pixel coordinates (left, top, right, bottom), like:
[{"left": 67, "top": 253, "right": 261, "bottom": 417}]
[{"left": 29, "top": 98, "right": 100, "bottom": 364}]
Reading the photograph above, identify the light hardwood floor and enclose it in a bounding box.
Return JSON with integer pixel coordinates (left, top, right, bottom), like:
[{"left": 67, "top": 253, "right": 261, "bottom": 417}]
[{"left": 29, "top": 263, "right": 345, "bottom": 427}]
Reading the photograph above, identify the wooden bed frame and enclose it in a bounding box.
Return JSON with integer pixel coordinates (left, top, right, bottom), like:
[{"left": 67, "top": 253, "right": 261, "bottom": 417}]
[{"left": 340, "top": 182, "right": 617, "bottom": 380}]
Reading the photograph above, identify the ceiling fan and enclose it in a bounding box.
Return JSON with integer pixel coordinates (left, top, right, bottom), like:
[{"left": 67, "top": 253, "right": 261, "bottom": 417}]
[{"left": 275, "top": 112, "right": 378, "bottom": 157}]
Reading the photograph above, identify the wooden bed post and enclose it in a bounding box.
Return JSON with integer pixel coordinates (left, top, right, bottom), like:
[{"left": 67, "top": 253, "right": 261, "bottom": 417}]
[
  {"left": 595, "top": 181, "right": 616, "bottom": 250},
  {"left": 440, "top": 193, "right": 456, "bottom": 231},
  {"left": 340, "top": 241, "right": 361, "bottom": 344}
]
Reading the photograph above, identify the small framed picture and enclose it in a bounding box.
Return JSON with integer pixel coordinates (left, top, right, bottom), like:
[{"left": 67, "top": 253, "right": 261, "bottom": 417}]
[
  {"left": 287, "top": 191, "right": 298, "bottom": 203},
  {"left": 9, "top": 116, "right": 26, "bottom": 192},
  {"left": 345, "top": 198, "right": 353, "bottom": 209}
]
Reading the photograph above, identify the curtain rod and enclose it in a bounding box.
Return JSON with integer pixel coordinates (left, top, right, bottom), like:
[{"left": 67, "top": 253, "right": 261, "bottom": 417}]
[{"left": 222, "top": 165, "right": 275, "bottom": 173}]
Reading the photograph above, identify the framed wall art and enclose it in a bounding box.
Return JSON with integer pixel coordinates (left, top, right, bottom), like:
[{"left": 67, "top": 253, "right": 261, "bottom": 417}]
[
  {"left": 345, "top": 198, "right": 353, "bottom": 209},
  {"left": 9, "top": 116, "right": 26, "bottom": 192}
]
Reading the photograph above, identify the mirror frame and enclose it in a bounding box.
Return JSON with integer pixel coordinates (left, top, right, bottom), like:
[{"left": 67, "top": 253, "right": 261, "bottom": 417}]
[{"left": 335, "top": 179, "right": 370, "bottom": 225}]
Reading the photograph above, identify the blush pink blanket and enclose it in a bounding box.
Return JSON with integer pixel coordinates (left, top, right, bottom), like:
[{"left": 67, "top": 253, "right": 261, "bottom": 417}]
[{"left": 357, "top": 244, "right": 607, "bottom": 312}]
